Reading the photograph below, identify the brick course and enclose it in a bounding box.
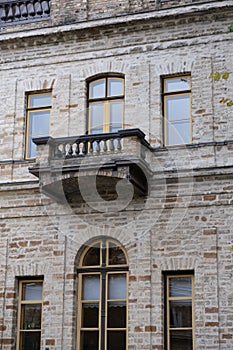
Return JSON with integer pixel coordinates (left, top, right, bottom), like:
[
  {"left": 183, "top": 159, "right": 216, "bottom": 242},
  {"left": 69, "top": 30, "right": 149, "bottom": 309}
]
[{"left": 0, "top": 1, "right": 233, "bottom": 349}]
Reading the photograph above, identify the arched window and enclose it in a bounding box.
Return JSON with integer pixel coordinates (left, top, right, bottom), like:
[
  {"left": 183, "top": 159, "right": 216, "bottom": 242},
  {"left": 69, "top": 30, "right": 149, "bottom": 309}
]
[
  {"left": 77, "top": 238, "right": 128, "bottom": 350},
  {"left": 87, "top": 75, "right": 124, "bottom": 134}
]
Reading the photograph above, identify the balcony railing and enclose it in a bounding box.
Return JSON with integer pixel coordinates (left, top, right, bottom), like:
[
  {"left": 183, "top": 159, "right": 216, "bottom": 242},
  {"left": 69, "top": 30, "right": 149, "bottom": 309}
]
[
  {"left": 33, "top": 129, "right": 152, "bottom": 162},
  {"left": 29, "top": 129, "right": 153, "bottom": 201},
  {"left": 0, "top": 0, "right": 50, "bottom": 25}
]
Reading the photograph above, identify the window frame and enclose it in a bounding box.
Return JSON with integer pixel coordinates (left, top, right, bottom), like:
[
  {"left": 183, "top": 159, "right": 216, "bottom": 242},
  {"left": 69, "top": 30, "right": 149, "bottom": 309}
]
[
  {"left": 77, "top": 238, "right": 129, "bottom": 350},
  {"left": 87, "top": 75, "right": 125, "bottom": 135},
  {"left": 162, "top": 75, "right": 192, "bottom": 146},
  {"left": 16, "top": 279, "right": 44, "bottom": 350},
  {"left": 25, "top": 91, "right": 52, "bottom": 160},
  {"left": 164, "top": 272, "right": 195, "bottom": 350}
]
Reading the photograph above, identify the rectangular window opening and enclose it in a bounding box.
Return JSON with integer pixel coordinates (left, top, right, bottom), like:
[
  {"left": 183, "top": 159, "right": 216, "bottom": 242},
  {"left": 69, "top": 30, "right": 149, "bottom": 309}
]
[
  {"left": 164, "top": 272, "right": 195, "bottom": 350},
  {"left": 17, "top": 279, "right": 43, "bottom": 350},
  {"left": 162, "top": 75, "right": 192, "bottom": 146},
  {"left": 25, "top": 92, "right": 51, "bottom": 159}
]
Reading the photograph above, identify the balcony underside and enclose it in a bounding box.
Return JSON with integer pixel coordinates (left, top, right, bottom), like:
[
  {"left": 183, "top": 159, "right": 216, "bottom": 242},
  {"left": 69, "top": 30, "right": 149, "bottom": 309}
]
[{"left": 31, "top": 159, "right": 149, "bottom": 206}]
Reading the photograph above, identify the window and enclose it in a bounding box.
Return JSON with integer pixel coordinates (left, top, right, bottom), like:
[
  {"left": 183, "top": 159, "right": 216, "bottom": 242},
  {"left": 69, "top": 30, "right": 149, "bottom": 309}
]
[
  {"left": 87, "top": 75, "right": 124, "bottom": 134},
  {"left": 26, "top": 92, "right": 51, "bottom": 159},
  {"left": 77, "top": 238, "right": 128, "bottom": 350},
  {"left": 165, "top": 274, "right": 195, "bottom": 350},
  {"left": 17, "top": 279, "right": 43, "bottom": 350},
  {"left": 163, "top": 76, "right": 191, "bottom": 146}
]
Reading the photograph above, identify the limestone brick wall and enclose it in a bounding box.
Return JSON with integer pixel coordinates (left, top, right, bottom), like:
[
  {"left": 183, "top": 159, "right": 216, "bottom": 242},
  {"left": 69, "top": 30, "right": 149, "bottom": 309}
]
[{"left": 0, "top": 1, "right": 233, "bottom": 350}]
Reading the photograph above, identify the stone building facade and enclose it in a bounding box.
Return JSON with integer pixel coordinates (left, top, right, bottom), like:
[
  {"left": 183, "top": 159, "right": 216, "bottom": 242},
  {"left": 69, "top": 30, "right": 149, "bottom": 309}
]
[{"left": 0, "top": 0, "right": 233, "bottom": 349}]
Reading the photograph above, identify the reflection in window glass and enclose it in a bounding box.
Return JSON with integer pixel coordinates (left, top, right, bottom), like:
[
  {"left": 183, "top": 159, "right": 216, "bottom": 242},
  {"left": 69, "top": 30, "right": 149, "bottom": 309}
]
[
  {"left": 169, "top": 277, "right": 192, "bottom": 297},
  {"left": 165, "top": 77, "right": 190, "bottom": 93},
  {"left": 163, "top": 76, "right": 191, "bottom": 146},
  {"left": 78, "top": 239, "right": 128, "bottom": 350},
  {"left": 17, "top": 280, "right": 43, "bottom": 350},
  {"left": 90, "top": 79, "right": 105, "bottom": 99},
  {"left": 108, "top": 242, "right": 126, "bottom": 265},
  {"left": 29, "top": 93, "right": 51, "bottom": 107},
  {"left": 108, "top": 274, "right": 126, "bottom": 300},
  {"left": 166, "top": 121, "right": 190, "bottom": 145},
  {"left": 166, "top": 96, "right": 190, "bottom": 121},
  {"left": 82, "top": 243, "right": 101, "bottom": 266},
  {"left": 82, "top": 275, "right": 100, "bottom": 300},
  {"left": 166, "top": 275, "right": 194, "bottom": 350},
  {"left": 108, "top": 79, "right": 123, "bottom": 96},
  {"left": 26, "top": 93, "right": 51, "bottom": 158},
  {"left": 88, "top": 76, "right": 124, "bottom": 134},
  {"left": 22, "top": 282, "right": 43, "bottom": 300}
]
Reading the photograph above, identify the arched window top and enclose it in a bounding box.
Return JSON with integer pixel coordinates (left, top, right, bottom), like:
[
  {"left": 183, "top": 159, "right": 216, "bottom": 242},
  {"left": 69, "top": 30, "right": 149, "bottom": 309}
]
[
  {"left": 79, "top": 238, "right": 128, "bottom": 267},
  {"left": 87, "top": 74, "right": 125, "bottom": 135}
]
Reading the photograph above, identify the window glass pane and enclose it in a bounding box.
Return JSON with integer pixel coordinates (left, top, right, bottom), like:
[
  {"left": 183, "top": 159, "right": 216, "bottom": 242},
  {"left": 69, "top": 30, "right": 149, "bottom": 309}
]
[
  {"left": 170, "top": 300, "right": 192, "bottom": 328},
  {"left": 82, "top": 303, "right": 99, "bottom": 328},
  {"left": 90, "top": 79, "right": 105, "bottom": 98},
  {"left": 108, "top": 274, "right": 126, "bottom": 300},
  {"left": 80, "top": 331, "right": 99, "bottom": 350},
  {"left": 108, "top": 242, "right": 126, "bottom": 265},
  {"left": 82, "top": 275, "right": 100, "bottom": 300},
  {"left": 22, "top": 282, "right": 43, "bottom": 300},
  {"left": 28, "top": 138, "right": 37, "bottom": 159},
  {"left": 107, "top": 301, "right": 126, "bottom": 328},
  {"left": 110, "top": 100, "right": 123, "bottom": 125},
  {"left": 21, "top": 304, "right": 42, "bottom": 330},
  {"left": 165, "top": 77, "right": 190, "bottom": 92},
  {"left": 29, "top": 111, "right": 50, "bottom": 135},
  {"left": 108, "top": 79, "right": 123, "bottom": 96},
  {"left": 82, "top": 243, "right": 101, "bottom": 266},
  {"left": 29, "top": 93, "right": 51, "bottom": 107},
  {"left": 90, "top": 128, "right": 104, "bottom": 135},
  {"left": 169, "top": 277, "right": 192, "bottom": 297},
  {"left": 166, "top": 95, "right": 190, "bottom": 121},
  {"left": 107, "top": 331, "right": 126, "bottom": 350},
  {"left": 166, "top": 120, "right": 190, "bottom": 145},
  {"left": 170, "top": 330, "right": 193, "bottom": 350},
  {"left": 90, "top": 103, "right": 104, "bottom": 130},
  {"left": 21, "top": 331, "right": 41, "bottom": 350}
]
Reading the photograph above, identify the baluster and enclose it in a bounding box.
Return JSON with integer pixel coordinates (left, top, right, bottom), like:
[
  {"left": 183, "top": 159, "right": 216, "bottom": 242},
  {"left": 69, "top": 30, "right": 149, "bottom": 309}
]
[
  {"left": 28, "top": 1, "right": 36, "bottom": 16},
  {"left": 7, "top": 5, "right": 14, "bottom": 20},
  {"left": 35, "top": 0, "right": 43, "bottom": 15},
  {"left": 116, "top": 138, "right": 122, "bottom": 152},
  {"left": 75, "top": 142, "right": 80, "bottom": 157},
  {"left": 20, "top": 3, "right": 28, "bottom": 17},
  {"left": 41, "top": 0, "right": 50, "bottom": 14},
  {"left": 14, "top": 4, "right": 21, "bottom": 18},
  {"left": 103, "top": 140, "right": 107, "bottom": 153},
  {"left": 0, "top": 6, "right": 7, "bottom": 21},
  {"left": 89, "top": 141, "right": 94, "bottom": 154},
  {"left": 109, "top": 139, "right": 114, "bottom": 153}
]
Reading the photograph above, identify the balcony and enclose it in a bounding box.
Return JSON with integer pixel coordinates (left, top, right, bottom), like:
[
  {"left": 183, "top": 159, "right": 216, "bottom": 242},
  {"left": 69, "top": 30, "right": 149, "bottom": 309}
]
[
  {"left": 29, "top": 129, "right": 153, "bottom": 206},
  {"left": 0, "top": 0, "right": 50, "bottom": 25}
]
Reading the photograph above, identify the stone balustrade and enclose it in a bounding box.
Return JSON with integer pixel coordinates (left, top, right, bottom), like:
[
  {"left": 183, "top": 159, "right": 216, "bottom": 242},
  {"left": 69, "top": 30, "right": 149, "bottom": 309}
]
[{"left": 0, "top": 0, "right": 50, "bottom": 25}]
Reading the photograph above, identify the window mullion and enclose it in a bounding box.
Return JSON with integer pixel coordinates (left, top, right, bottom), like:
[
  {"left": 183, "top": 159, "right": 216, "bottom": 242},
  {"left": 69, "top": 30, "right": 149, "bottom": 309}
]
[{"left": 101, "top": 271, "right": 106, "bottom": 350}]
